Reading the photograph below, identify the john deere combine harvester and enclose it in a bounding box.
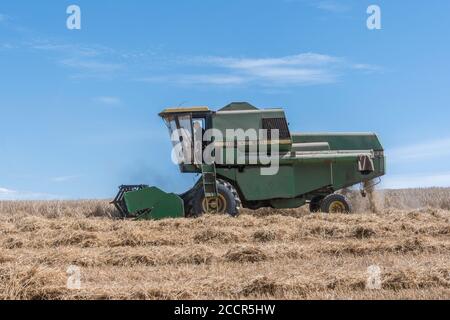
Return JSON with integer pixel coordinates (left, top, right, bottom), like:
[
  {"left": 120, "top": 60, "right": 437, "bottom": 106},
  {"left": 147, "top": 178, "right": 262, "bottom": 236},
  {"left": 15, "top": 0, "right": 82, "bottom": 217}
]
[{"left": 112, "top": 102, "right": 385, "bottom": 219}]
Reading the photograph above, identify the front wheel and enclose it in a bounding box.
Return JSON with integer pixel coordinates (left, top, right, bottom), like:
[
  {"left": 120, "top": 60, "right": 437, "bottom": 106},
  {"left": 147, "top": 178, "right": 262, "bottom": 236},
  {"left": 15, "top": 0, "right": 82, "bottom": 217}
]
[
  {"left": 320, "top": 194, "right": 352, "bottom": 214},
  {"left": 192, "top": 180, "right": 241, "bottom": 217}
]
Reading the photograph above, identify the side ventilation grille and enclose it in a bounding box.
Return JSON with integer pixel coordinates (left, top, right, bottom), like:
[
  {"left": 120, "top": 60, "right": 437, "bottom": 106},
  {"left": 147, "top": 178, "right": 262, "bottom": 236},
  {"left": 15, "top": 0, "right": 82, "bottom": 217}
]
[{"left": 262, "top": 118, "right": 291, "bottom": 140}]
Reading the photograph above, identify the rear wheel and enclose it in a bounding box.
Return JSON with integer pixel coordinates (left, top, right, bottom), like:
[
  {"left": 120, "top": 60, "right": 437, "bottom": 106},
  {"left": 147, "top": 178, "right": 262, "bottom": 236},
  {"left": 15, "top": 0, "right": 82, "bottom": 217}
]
[
  {"left": 320, "top": 194, "right": 352, "bottom": 214},
  {"left": 192, "top": 180, "right": 241, "bottom": 217}
]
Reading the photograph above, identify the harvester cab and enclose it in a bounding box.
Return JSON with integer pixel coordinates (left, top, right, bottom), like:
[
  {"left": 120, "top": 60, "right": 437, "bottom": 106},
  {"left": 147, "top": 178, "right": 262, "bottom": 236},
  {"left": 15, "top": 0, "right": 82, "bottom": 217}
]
[
  {"left": 158, "top": 107, "right": 213, "bottom": 170},
  {"left": 112, "top": 102, "right": 385, "bottom": 220}
]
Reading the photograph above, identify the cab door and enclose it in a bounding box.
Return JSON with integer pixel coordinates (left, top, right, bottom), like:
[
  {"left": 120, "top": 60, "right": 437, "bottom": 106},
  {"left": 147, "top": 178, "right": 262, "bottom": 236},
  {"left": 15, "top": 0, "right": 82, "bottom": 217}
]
[{"left": 163, "top": 114, "right": 194, "bottom": 165}]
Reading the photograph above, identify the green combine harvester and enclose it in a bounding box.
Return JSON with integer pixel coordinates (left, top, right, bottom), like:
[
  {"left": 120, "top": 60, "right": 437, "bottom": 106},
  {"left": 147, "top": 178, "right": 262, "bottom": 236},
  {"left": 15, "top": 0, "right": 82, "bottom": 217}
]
[{"left": 112, "top": 102, "right": 385, "bottom": 219}]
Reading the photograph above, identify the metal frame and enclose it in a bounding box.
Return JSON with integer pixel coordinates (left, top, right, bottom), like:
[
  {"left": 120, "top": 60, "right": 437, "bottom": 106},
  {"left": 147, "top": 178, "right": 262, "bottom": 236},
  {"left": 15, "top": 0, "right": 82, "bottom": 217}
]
[{"left": 111, "top": 185, "right": 149, "bottom": 218}]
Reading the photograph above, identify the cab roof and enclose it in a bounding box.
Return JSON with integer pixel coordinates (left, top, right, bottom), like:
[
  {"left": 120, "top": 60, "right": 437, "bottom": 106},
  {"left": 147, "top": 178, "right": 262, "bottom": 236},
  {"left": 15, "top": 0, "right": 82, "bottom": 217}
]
[
  {"left": 219, "top": 102, "right": 258, "bottom": 111},
  {"left": 159, "top": 106, "right": 210, "bottom": 117},
  {"left": 158, "top": 102, "right": 282, "bottom": 117}
]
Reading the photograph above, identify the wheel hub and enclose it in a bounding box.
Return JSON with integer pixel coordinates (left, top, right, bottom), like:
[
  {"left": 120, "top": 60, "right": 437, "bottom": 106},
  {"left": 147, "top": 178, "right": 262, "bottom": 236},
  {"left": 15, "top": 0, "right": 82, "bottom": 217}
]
[
  {"left": 329, "top": 200, "right": 346, "bottom": 213},
  {"left": 201, "top": 194, "right": 227, "bottom": 214}
]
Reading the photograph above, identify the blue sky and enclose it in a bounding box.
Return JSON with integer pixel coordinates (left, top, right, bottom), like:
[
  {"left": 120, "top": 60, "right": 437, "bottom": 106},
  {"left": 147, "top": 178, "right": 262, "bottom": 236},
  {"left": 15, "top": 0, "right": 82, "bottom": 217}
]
[{"left": 1, "top": 0, "right": 450, "bottom": 200}]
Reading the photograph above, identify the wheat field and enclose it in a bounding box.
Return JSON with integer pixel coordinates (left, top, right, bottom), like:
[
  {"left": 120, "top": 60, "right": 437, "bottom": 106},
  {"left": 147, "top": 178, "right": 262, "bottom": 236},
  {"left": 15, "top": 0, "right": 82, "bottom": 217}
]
[{"left": 0, "top": 188, "right": 449, "bottom": 300}]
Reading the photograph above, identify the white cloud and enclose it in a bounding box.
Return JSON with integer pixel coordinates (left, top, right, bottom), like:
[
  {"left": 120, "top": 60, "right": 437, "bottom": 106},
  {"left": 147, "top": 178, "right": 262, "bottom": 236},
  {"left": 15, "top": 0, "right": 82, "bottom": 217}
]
[
  {"left": 139, "top": 74, "right": 246, "bottom": 85},
  {"left": 51, "top": 175, "right": 81, "bottom": 183},
  {"left": 284, "top": 0, "right": 350, "bottom": 13},
  {"left": 387, "top": 137, "right": 450, "bottom": 164},
  {"left": 0, "top": 187, "right": 61, "bottom": 200},
  {"left": 0, "top": 187, "right": 16, "bottom": 195},
  {"left": 93, "top": 96, "right": 122, "bottom": 105},
  {"left": 381, "top": 137, "right": 450, "bottom": 189},
  {"left": 203, "top": 53, "right": 339, "bottom": 85},
  {"left": 5, "top": 28, "right": 376, "bottom": 86},
  {"left": 247, "top": 66, "right": 336, "bottom": 84},
  {"left": 382, "top": 172, "right": 450, "bottom": 189},
  {"left": 202, "top": 53, "right": 338, "bottom": 69},
  {"left": 315, "top": 1, "right": 350, "bottom": 13},
  {"left": 24, "top": 40, "right": 122, "bottom": 78},
  {"left": 60, "top": 58, "right": 123, "bottom": 73},
  {"left": 352, "top": 63, "right": 382, "bottom": 73},
  {"left": 29, "top": 40, "right": 120, "bottom": 58},
  {"left": 140, "top": 53, "right": 372, "bottom": 87},
  {"left": 178, "top": 74, "right": 246, "bottom": 85},
  {"left": 31, "top": 43, "right": 102, "bottom": 57}
]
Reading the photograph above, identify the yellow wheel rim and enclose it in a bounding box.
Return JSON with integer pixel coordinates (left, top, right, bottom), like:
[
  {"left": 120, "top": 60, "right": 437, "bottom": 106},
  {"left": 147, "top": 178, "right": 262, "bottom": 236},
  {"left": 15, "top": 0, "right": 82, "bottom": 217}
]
[
  {"left": 201, "top": 194, "right": 227, "bottom": 214},
  {"left": 329, "top": 200, "right": 346, "bottom": 213}
]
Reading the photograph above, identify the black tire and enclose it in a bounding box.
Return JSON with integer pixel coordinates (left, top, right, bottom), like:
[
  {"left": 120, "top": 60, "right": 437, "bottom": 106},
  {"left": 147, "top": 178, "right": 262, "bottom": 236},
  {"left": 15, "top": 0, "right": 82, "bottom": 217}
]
[
  {"left": 320, "top": 194, "right": 352, "bottom": 214},
  {"left": 309, "top": 196, "right": 325, "bottom": 213},
  {"left": 192, "top": 180, "right": 241, "bottom": 217}
]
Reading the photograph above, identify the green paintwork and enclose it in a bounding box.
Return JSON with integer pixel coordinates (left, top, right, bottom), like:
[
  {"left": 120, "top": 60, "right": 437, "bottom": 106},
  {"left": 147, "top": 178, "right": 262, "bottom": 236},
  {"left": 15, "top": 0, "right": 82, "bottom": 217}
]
[
  {"left": 292, "top": 132, "right": 383, "bottom": 151},
  {"left": 220, "top": 102, "right": 259, "bottom": 111},
  {"left": 213, "top": 109, "right": 286, "bottom": 133},
  {"left": 118, "top": 102, "right": 386, "bottom": 219},
  {"left": 124, "top": 186, "right": 184, "bottom": 220},
  {"left": 213, "top": 108, "right": 292, "bottom": 153},
  {"left": 210, "top": 106, "right": 385, "bottom": 206},
  {"left": 217, "top": 152, "right": 385, "bottom": 205}
]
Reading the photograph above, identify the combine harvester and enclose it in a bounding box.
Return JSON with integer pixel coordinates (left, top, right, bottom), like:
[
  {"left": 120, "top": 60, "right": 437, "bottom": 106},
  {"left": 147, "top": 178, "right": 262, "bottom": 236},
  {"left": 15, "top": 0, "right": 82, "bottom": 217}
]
[{"left": 112, "top": 102, "right": 385, "bottom": 219}]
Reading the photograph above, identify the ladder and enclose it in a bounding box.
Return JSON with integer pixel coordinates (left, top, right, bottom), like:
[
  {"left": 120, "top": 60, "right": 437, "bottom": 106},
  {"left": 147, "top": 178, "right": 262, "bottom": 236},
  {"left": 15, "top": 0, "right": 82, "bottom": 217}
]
[{"left": 201, "top": 164, "right": 218, "bottom": 213}]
